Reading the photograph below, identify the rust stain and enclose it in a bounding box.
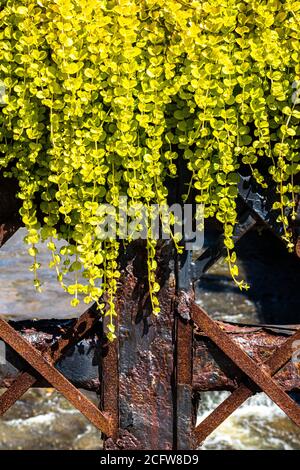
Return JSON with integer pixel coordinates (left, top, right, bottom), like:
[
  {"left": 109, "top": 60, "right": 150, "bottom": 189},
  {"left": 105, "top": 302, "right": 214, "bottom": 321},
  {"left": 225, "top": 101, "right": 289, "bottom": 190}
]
[
  {"left": 194, "top": 325, "right": 300, "bottom": 392},
  {"left": 0, "top": 318, "right": 114, "bottom": 436},
  {"left": 114, "top": 241, "right": 176, "bottom": 450},
  {"left": 101, "top": 324, "right": 119, "bottom": 442},
  {"left": 192, "top": 303, "right": 300, "bottom": 447},
  {"left": 105, "top": 429, "right": 141, "bottom": 450},
  {"left": 0, "top": 307, "right": 116, "bottom": 436}
]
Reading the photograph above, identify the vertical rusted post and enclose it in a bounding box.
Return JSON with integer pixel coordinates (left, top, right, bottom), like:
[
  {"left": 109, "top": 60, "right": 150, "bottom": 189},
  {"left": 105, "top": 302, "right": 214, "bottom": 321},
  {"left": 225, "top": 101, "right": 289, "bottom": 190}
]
[
  {"left": 101, "top": 330, "right": 119, "bottom": 444},
  {"left": 176, "top": 317, "right": 195, "bottom": 449},
  {"left": 176, "top": 249, "right": 197, "bottom": 449},
  {"left": 103, "top": 241, "right": 176, "bottom": 450}
]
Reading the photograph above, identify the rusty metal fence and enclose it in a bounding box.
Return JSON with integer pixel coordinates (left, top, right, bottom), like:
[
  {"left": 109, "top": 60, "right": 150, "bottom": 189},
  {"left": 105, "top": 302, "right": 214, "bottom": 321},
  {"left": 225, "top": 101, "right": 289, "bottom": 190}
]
[{"left": 0, "top": 175, "right": 299, "bottom": 450}]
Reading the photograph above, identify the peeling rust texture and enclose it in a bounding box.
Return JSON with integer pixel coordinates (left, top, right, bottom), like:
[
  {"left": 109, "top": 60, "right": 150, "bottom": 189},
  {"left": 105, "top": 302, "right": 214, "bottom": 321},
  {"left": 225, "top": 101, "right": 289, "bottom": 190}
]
[
  {"left": 0, "top": 318, "right": 101, "bottom": 391},
  {"left": 1, "top": 319, "right": 299, "bottom": 393},
  {"left": 177, "top": 384, "right": 195, "bottom": 450},
  {"left": 177, "top": 318, "right": 193, "bottom": 387},
  {"left": 176, "top": 317, "right": 195, "bottom": 449},
  {"left": 177, "top": 289, "right": 194, "bottom": 321},
  {"left": 0, "top": 317, "right": 113, "bottom": 436},
  {"left": 194, "top": 322, "right": 300, "bottom": 447},
  {"left": 115, "top": 241, "right": 176, "bottom": 450},
  {"left": 104, "top": 429, "right": 141, "bottom": 450},
  {"left": 101, "top": 320, "right": 119, "bottom": 442},
  {"left": 194, "top": 322, "right": 300, "bottom": 392},
  {"left": 192, "top": 303, "right": 300, "bottom": 429},
  {"left": 0, "top": 304, "right": 102, "bottom": 416}
]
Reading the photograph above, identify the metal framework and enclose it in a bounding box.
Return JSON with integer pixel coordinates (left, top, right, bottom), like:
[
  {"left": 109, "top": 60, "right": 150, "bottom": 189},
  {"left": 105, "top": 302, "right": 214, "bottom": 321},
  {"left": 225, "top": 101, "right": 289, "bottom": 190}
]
[{"left": 0, "top": 175, "right": 299, "bottom": 449}]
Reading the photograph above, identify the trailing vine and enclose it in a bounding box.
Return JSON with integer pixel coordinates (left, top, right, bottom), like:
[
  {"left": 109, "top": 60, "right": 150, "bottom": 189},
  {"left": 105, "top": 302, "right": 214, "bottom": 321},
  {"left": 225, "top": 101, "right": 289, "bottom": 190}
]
[{"left": 0, "top": 0, "right": 299, "bottom": 339}]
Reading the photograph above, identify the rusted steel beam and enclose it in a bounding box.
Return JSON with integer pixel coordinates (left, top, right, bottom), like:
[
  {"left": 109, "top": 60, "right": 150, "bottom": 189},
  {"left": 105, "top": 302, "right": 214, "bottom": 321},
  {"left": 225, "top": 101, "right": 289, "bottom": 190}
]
[
  {"left": 100, "top": 317, "right": 119, "bottom": 442},
  {"left": 1, "top": 319, "right": 299, "bottom": 392},
  {"left": 194, "top": 323, "right": 300, "bottom": 446},
  {"left": 104, "top": 241, "right": 176, "bottom": 450},
  {"left": 192, "top": 303, "right": 300, "bottom": 428},
  {"left": 0, "top": 306, "right": 102, "bottom": 414},
  {"left": 194, "top": 322, "right": 300, "bottom": 392},
  {"left": 176, "top": 245, "right": 196, "bottom": 449},
  {"left": 0, "top": 336, "right": 99, "bottom": 390},
  {"left": 0, "top": 317, "right": 113, "bottom": 436},
  {"left": 176, "top": 317, "right": 195, "bottom": 450}
]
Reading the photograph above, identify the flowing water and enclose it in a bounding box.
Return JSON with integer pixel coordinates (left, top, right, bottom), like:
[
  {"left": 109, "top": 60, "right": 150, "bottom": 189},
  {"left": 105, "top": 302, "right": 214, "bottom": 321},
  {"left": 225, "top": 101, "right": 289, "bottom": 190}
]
[
  {"left": 0, "top": 228, "right": 299, "bottom": 450},
  {"left": 198, "top": 392, "right": 300, "bottom": 450}
]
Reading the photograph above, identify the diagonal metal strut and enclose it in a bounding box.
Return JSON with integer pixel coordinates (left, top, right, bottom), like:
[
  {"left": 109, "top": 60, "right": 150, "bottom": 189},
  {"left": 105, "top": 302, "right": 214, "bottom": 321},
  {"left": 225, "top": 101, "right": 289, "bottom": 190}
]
[
  {"left": 192, "top": 303, "right": 300, "bottom": 445},
  {"left": 0, "top": 318, "right": 114, "bottom": 436}
]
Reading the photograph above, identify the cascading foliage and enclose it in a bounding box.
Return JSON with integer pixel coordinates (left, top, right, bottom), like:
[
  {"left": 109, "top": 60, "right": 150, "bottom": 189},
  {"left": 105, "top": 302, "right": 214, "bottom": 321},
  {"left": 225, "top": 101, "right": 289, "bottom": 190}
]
[{"left": 0, "top": 0, "right": 299, "bottom": 340}]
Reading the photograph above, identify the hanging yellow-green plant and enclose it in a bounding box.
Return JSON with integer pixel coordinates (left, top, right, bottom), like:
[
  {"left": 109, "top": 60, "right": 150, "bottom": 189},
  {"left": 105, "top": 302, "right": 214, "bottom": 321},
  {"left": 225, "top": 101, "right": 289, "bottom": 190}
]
[{"left": 0, "top": 0, "right": 299, "bottom": 340}]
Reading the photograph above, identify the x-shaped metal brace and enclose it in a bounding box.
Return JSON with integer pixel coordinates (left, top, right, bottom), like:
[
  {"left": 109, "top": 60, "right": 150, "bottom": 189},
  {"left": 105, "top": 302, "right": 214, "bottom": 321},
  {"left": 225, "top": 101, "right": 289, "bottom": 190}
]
[
  {"left": 192, "top": 303, "right": 300, "bottom": 447},
  {"left": 0, "top": 222, "right": 117, "bottom": 438},
  {"left": 0, "top": 310, "right": 115, "bottom": 437}
]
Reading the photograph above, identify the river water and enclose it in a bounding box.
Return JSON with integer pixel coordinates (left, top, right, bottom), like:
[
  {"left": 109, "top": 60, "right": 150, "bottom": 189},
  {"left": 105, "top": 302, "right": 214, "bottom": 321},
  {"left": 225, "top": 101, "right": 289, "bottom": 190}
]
[{"left": 0, "top": 228, "right": 299, "bottom": 450}]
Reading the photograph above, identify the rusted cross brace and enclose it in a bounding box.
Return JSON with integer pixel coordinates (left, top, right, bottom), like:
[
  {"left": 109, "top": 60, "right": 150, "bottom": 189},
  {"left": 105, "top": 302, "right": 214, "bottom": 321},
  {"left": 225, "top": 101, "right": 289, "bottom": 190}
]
[
  {"left": 0, "top": 305, "right": 98, "bottom": 412},
  {"left": 192, "top": 303, "right": 300, "bottom": 447},
  {"left": 0, "top": 317, "right": 114, "bottom": 436},
  {"left": 0, "top": 222, "right": 117, "bottom": 439}
]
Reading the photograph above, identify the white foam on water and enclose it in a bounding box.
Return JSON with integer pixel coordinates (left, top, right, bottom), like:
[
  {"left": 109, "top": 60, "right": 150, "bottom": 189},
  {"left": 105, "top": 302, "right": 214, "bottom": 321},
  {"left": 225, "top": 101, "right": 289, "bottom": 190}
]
[
  {"left": 8, "top": 412, "right": 57, "bottom": 428},
  {"left": 7, "top": 406, "right": 78, "bottom": 429},
  {"left": 198, "top": 392, "right": 297, "bottom": 450},
  {"left": 74, "top": 424, "right": 94, "bottom": 443}
]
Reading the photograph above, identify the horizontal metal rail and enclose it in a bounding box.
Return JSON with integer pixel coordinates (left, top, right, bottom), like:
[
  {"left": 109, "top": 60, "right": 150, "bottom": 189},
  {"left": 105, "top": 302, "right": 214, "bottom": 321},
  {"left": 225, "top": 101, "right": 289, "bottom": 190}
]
[{"left": 1, "top": 318, "right": 299, "bottom": 393}]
